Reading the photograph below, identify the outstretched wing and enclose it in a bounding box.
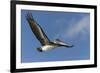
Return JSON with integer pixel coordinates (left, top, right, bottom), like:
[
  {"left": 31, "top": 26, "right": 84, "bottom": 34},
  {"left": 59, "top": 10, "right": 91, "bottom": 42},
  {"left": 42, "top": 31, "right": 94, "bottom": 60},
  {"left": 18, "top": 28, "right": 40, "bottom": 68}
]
[{"left": 26, "top": 13, "right": 50, "bottom": 45}]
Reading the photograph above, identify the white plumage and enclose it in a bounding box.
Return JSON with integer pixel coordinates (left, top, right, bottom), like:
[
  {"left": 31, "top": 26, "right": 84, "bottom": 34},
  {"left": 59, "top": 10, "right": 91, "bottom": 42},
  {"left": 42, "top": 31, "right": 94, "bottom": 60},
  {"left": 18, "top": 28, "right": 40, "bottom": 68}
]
[{"left": 41, "top": 45, "right": 57, "bottom": 51}]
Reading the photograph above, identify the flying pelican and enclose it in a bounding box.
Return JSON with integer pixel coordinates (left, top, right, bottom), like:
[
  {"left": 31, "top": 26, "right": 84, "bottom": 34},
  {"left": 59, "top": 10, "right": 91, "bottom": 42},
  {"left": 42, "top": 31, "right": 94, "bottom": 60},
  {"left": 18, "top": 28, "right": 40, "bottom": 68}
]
[{"left": 26, "top": 13, "right": 73, "bottom": 52}]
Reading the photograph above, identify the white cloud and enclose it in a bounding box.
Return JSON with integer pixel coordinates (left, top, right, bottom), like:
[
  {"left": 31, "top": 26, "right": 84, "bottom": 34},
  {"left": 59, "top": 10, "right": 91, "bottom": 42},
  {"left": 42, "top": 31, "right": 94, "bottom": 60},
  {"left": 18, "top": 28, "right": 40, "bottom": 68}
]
[
  {"left": 53, "top": 15, "right": 90, "bottom": 41},
  {"left": 64, "top": 15, "right": 90, "bottom": 39}
]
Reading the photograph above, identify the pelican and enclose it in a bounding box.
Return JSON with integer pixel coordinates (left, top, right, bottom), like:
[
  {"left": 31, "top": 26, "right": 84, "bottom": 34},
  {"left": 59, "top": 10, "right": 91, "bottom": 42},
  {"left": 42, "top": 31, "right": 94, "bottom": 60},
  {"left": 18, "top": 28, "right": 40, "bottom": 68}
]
[{"left": 26, "top": 13, "right": 73, "bottom": 52}]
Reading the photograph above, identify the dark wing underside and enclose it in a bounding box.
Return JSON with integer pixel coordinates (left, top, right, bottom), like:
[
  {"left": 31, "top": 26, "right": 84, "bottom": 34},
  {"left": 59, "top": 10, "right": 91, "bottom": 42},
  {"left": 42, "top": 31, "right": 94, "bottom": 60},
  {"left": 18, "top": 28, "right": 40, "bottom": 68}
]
[{"left": 26, "top": 13, "right": 50, "bottom": 45}]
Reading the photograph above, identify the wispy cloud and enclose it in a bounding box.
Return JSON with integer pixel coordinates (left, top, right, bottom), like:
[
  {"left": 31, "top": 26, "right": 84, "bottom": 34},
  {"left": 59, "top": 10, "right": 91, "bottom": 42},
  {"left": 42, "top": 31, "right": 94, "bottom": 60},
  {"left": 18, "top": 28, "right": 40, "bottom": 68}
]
[
  {"left": 66, "top": 15, "right": 90, "bottom": 38},
  {"left": 54, "top": 15, "right": 90, "bottom": 40}
]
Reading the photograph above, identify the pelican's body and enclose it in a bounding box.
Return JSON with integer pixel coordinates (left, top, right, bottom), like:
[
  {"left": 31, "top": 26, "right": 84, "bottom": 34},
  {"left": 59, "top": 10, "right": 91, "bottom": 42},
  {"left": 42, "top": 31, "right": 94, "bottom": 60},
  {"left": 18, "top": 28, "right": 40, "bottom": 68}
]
[
  {"left": 26, "top": 13, "right": 73, "bottom": 52},
  {"left": 37, "top": 45, "right": 57, "bottom": 52}
]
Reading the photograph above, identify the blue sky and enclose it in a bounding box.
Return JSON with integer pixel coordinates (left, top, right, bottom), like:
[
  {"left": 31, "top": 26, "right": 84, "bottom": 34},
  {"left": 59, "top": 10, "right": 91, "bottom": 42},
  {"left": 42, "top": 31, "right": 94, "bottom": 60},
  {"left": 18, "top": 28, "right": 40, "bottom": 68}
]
[{"left": 21, "top": 10, "right": 90, "bottom": 63}]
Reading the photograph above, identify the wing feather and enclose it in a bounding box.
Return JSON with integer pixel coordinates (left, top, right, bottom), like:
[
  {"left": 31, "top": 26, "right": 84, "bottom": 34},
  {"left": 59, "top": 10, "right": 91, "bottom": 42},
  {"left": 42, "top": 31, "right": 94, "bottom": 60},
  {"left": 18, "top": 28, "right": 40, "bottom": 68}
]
[{"left": 26, "top": 13, "right": 50, "bottom": 45}]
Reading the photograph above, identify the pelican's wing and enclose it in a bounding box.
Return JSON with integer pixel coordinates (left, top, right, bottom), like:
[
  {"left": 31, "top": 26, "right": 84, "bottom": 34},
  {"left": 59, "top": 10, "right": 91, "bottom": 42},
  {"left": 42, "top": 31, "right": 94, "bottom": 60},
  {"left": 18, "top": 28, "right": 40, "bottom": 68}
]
[
  {"left": 26, "top": 13, "right": 50, "bottom": 45},
  {"left": 55, "top": 39, "right": 74, "bottom": 48}
]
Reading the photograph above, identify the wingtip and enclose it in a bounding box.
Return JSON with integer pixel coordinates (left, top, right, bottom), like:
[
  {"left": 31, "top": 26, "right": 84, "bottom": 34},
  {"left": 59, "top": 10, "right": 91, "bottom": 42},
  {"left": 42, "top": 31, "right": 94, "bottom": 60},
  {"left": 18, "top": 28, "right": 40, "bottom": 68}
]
[
  {"left": 26, "top": 12, "right": 33, "bottom": 20},
  {"left": 66, "top": 44, "right": 74, "bottom": 48},
  {"left": 70, "top": 45, "right": 74, "bottom": 47},
  {"left": 26, "top": 12, "right": 36, "bottom": 23}
]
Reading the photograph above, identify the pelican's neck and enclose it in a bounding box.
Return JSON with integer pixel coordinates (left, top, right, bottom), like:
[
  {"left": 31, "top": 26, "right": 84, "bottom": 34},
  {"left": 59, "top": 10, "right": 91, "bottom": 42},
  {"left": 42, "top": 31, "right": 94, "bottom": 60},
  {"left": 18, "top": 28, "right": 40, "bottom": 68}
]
[{"left": 41, "top": 45, "right": 57, "bottom": 51}]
